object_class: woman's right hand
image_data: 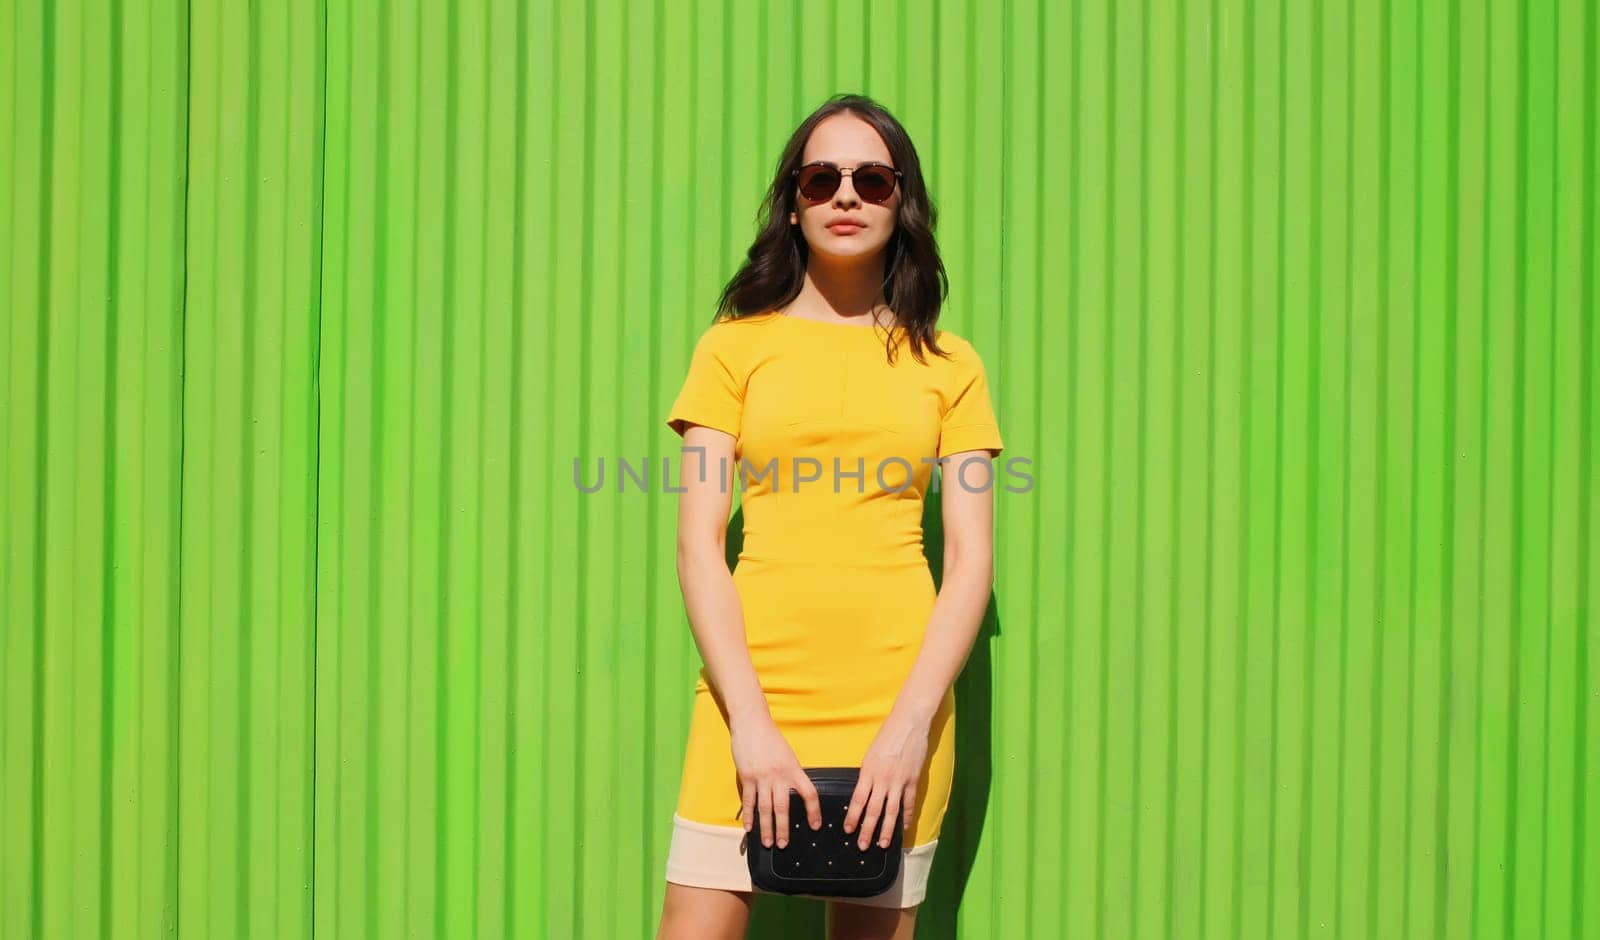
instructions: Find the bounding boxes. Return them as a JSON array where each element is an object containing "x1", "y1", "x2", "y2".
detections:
[{"x1": 730, "y1": 713, "x2": 823, "y2": 849}]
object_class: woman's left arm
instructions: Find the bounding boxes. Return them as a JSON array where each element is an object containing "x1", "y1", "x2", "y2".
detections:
[{"x1": 843, "y1": 449, "x2": 997, "y2": 850}]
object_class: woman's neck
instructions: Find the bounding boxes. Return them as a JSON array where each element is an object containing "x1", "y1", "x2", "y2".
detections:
[{"x1": 785, "y1": 253, "x2": 893, "y2": 324}]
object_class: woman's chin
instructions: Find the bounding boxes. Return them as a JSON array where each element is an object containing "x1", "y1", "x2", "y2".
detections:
[{"x1": 809, "y1": 239, "x2": 888, "y2": 263}]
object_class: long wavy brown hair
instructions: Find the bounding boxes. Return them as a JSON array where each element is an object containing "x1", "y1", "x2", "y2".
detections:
[{"x1": 712, "y1": 93, "x2": 951, "y2": 365}]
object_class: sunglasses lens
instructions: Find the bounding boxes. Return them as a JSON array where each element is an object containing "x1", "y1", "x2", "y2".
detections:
[
  {"x1": 855, "y1": 166, "x2": 896, "y2": 202},
  {"x1": 797, "y1": 165, "x2": 840, "y2": 201}
]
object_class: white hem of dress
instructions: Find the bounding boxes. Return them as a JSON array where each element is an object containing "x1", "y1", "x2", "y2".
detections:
[{"x1": 664, "y1": 813, "x2": 938, "y2": 909}]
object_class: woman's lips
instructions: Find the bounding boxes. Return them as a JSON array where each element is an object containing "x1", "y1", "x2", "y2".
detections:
[{"x1": 827, "y1": 223, "x2": 863, "y2": 235}]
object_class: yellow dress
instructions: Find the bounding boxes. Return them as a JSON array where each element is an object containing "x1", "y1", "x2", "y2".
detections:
[{"x1": 661, "y1": 309, "x2": 1004, "y2": 908}]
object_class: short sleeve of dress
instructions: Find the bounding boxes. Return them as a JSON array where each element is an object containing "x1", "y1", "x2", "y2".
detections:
[
  {"x1": 666, "y1": 322, "x2": 746, "y2": 439},
  {"x1": 937, "y1": 340, "x2": 1004, "y2": 458}
]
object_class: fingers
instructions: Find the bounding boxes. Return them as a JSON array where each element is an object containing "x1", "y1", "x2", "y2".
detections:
[
  {"x1": 773, "y1": 774, "x2": 824, "y2": 848},
  {"x1": 758, "y1": 783, "x2": 773, "y2": 848},
  {"x1": 844, "y1": 773, "x2": 918, "y2": 849},
  {"x1": 843, "y1": 777, "x2": 871, "y2": 836},
  {"x1": 774, "y1": 782, "x2": 792, "y2": 848},
  {"x1": 877, "y1": 787, "x2": 902, "y2": 848},
  {"x1": 753, "y1": 765, "x2": 915, "y2": 850},
  {"x1": 854, "y1": 781, "x2": 885, "y2": 850},
  {"x1": 797, "y1": 777, "x2": 822, "y2": 831}
]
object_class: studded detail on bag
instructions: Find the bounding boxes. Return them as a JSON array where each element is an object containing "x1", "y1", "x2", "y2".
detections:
[{"x1": 744, "y1": 766, "x2": 903, "y2": 898}]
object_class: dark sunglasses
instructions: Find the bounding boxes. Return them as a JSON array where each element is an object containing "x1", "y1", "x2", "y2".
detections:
[{"x1": 792, "y1": 160, "x2": 903, "y2": 204}]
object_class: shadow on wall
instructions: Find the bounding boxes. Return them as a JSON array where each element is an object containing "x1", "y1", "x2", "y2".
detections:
[{"x1": 727, "y1": 491, "x2": 1000, "y2": 939}]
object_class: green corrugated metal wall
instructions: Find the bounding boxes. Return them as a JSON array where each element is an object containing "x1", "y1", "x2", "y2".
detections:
[{"x1": 2, "y1": 0, "x2": 1596, "y2": 937}]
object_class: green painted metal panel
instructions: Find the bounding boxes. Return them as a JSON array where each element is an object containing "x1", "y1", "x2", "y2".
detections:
[{"x1": 2, "y1": 0, "x2": 1596, "y2": 938}]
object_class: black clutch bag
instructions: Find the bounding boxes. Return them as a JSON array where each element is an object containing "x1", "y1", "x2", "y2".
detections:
[{"x1": 744, "y1": 766, "x2": 903, "y2": 898}]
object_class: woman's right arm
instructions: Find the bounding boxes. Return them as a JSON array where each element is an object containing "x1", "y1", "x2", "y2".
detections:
[
  {"x1": 674, "y1": 424, "x2": 821, "y2": 849},
  {"x1": 673, "y1": 424, "x2": 769, "y2": 724}
]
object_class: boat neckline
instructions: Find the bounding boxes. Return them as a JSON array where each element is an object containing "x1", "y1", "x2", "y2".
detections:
[{"x1": 764, "y1": 310, "x2": 899, "y2": 331}]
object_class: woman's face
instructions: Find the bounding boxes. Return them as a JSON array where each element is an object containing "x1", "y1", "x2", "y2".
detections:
[{"x1": 788, "y1": 113, "x2": 901, "y2": 263}]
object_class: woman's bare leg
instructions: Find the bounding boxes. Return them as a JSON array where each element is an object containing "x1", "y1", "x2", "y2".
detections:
[
  {"x1": 655, "y1": 883, "x2": 754, "y2": 940},
  {"x1": 825, "y1": 901, "x2": 918, "y2": 940}
]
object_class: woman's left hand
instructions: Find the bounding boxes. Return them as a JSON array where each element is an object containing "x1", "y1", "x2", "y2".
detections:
[{"x1": 843, "y1": 711, "x2": 931, "y2": 850}]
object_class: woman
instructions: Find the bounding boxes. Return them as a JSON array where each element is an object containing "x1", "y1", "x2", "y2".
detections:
[{"x1": 656, "y1": 93, "x2": 1003, "y2": 940}]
